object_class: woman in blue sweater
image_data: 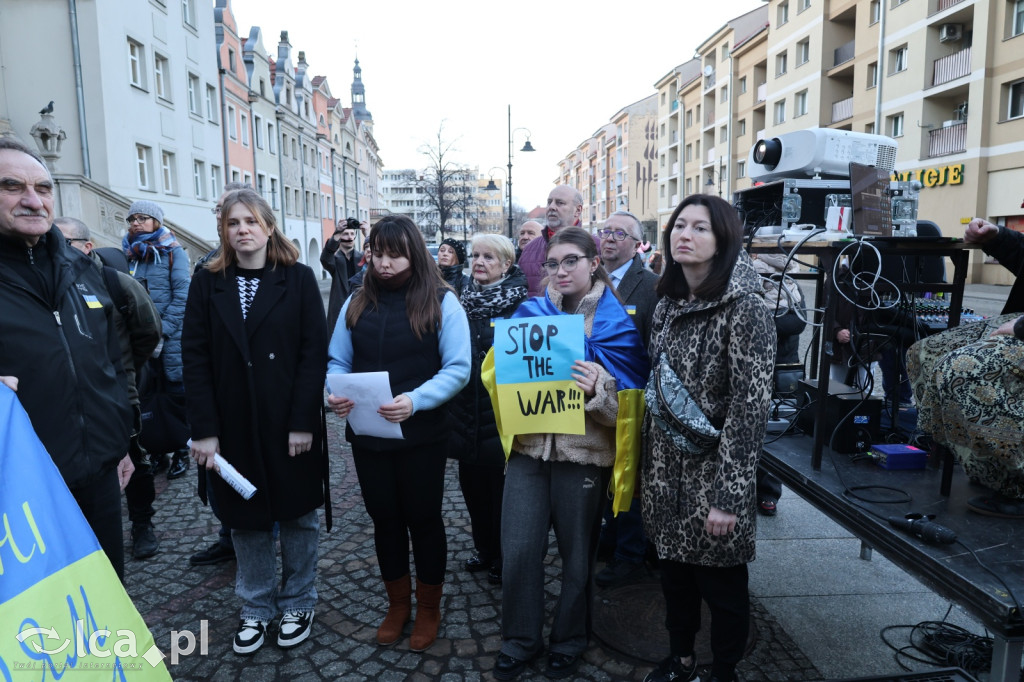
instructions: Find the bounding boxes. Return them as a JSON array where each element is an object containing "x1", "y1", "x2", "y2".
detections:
[{"x1": 327, "y1": 215, "x2": 470, "y2": 653}]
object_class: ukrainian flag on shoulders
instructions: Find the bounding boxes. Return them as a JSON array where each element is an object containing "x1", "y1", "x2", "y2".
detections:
[
  {"x1": 0, "y1": 386, "x2": 171, "y2": 680},
  {"x1": 482, "y1": 287, "x2": 650, "y2": 515}
]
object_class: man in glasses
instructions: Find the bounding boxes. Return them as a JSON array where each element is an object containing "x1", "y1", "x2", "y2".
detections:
[
  {"x1": 56, "y1": 216, "x2": 163, "y2": 562},
  {"x1": 520, "y1": 185, "x2": 584, "y2": 296},
  {"x1": 320, "y1": 217, "x2": 365, "y2": 333},
  {"x1": 594, "y1": 210, "x2": 659, "y2": 590},
  {"x1": 0, "y1": 137, "x2": 135, "y2": 579}
]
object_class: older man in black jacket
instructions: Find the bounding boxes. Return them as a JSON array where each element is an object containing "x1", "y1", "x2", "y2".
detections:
[
  {"x1": 0, "y1": 138, "x2": 133, "y2": 579},
  {"x1": 594, "y1": 210, "x2": 659, "y2": 588}
]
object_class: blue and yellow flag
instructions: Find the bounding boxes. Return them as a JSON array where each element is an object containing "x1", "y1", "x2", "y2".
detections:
[
  {"x1": 0, "y1": 386, "x2": 172, "y2": 680},
  {"x1": 482, "y1": 288, "x2": 650, "y2": 514}
]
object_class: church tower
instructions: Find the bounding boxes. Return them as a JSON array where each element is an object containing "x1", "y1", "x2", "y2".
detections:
[{"x1": 351, "y1": 58, "x2": 372, "y2": 122}]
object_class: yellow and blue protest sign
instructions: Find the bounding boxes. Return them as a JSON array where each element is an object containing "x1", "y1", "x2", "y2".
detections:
[
  {"x1": 0, "y1": 386, "x2": 171, "y2": 681},
  {"x1": 493, "y1": 314, "x2": 586, "y2": 436}
]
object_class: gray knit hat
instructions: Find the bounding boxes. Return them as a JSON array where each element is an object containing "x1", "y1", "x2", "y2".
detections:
[{"x1": 127, "y1": 199, "x2": 165, "y2": 226}]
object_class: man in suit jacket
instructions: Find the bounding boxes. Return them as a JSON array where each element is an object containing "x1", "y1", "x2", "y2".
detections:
[
  {"x1": 595, "y1": 209, "x2": 659, "y2": 588},
  {"x1": 321, "y1": 217, "x2": 364, "y2": 333}
]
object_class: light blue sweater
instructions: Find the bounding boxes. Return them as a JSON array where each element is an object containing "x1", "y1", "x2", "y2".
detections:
[{"x1": 327, "y1": 290, "x2": 471, "y2": 414}]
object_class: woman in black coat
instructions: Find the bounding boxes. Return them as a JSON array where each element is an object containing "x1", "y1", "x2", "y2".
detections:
[
  {"x1": 448, "y1": 233, "x2": 528, "y2": 585},
  {"x1": 182, "y1": 189, "x2": 328, "y2": 657}
]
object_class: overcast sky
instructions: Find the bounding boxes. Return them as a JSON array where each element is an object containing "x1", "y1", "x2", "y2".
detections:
[{"x1": 232, "y1": 0, "x2": 764, "y2": 211}]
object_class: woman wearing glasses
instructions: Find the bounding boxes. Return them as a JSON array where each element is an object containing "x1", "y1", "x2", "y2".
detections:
[
  {"x1": 494, "y1": 227, "x2": 648, "y2": 681},
  {"x1": 123, "y1": 199, "x2": 192, "y2": 479},
  {"x1": 641, "y1": 195, "x2": 775, "y2": 682}
]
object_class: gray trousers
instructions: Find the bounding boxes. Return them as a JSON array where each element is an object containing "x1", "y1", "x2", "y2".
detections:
[{"x1": 500, "y1": 453, "x2": 610, "y2": 659}]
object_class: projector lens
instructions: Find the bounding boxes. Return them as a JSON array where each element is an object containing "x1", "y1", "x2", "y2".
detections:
[{"x1": 753, "y1": 138, "x2": 782, "y2": 170}]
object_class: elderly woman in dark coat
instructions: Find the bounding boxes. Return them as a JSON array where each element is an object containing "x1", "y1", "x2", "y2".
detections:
[
  {"x1": 182, "y1": 189, "x2": 328, "y2": 656},
  {"x1": 642, "y1": 195, "x2": 775, "y2": 682},
  {"x1": 447, "y1": 233, "x2": 528, "y2": 585}
]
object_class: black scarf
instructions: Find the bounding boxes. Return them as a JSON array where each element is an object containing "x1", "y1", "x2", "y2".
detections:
[{"x1": 459, "y1": 276, "x2": 528, "y2": 320}]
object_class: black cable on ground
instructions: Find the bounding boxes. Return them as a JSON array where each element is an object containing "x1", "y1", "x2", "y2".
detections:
[{"x1": 879, "y1": 604, "x2": 994, "y2": 677}]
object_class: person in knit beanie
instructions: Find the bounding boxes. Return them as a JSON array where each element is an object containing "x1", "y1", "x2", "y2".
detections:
[{"x1": 437, "y1": 237, "x2": 468, "y2": 295}]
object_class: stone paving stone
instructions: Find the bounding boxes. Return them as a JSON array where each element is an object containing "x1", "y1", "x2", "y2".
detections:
[{"x1": 122, "y1": 411, "x2": 823, "y2": 680}]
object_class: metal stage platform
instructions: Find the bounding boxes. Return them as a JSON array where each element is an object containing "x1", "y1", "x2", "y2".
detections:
[{"x1": 761, "y1": 435, "x2": 1024, "y2": 681}]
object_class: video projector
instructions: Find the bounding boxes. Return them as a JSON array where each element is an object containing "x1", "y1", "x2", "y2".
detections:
[{"x1": 748, "y1": 128, "x2": 898, "y2": 182}]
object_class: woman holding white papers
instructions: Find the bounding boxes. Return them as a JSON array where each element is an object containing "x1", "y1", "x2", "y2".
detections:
[
  {"x1": 182, "y1": 189, "x2": 329, "y2": 656},
  {"x1": 494, "y1": 227, "x2": 649, "y2": 681},
  {"x1": 326, "y1": 215, "x2": 470, "y2": 653}
]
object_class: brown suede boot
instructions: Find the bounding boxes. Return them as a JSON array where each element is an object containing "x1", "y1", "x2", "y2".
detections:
[
  {"x1": 409, "y1": 580, "x2": 443, "y2": 652},
  {"x1": 376, "y1": 575, "x2": 412, "y2": 646}
]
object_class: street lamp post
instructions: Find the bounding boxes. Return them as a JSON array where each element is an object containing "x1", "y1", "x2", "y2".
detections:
[
  {"x1": 706, "y1": 168, "x2": 723, "y2": 198},
  {"x1": 506, "y1": 104, "x2": 535, "y2": 240}
]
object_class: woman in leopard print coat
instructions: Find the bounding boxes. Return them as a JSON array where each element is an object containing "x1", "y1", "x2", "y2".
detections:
[{"x1": 641, "y1": 195, "x2": 775, "y2": 682}]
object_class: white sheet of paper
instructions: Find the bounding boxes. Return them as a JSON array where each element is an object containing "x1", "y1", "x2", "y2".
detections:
[{"x1": 326, "y1": 372, "x2": 404, "y2": 439}]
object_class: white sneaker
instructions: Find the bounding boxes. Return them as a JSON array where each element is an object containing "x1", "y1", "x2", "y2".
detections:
[
  {"x1": 277, "y1": 610, "x2": 313, "y2": 648},
  {"x1": 233, "y1": 618, "x2": 267, "y2": 655}
]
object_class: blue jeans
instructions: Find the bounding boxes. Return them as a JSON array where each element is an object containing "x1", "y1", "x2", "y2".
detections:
[
  {"x1": 500, "y1": 454, "x2": 610, "y2": 659},
  {"x1": 231, "y1": 510, "x2": 319, "y2": 621}
]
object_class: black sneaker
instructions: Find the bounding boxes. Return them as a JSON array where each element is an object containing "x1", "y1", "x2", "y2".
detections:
[
  {"x1": 233, "y1": 619, "x2": 266, "y2": 655},
  {"x1": 189, "y1": 541, "x2": 235, "y2": 566},
  {"x1": 643, "y1": 655, "x2": 698, "y2": 682},
  {"x1": 276, "y1": 610, "x2": 313, "y2": 648},
  {"x1": 131, "y1": 524, "x2": 159, "y2": 560},
  {"x1": 494, "y1": 652, "x2": 531, "y2": 680}
]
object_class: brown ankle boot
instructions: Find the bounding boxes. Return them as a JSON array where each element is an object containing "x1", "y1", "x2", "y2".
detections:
[
  {"x1": 377, "y1": 575, "x2": 412, "y2": 645},
  {"x1": 409, "y1": 580, "x2": 443, "y2": 652}
]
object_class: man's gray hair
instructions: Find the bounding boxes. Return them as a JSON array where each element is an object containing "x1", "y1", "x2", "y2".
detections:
[
  {"x1": 0, "y1": 136, "x2": 49, "y2": 174},
  {"x1": 54, "y1": 216, "x2": 90, "y2": 240},
  {"x1": 609, "y1": 210, "x2": 643, "y2": 239}
]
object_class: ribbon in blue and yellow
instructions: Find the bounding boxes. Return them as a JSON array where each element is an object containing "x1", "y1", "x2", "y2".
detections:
[
  {"x1": 482, "y1": 288, "x2": 650, "y2": 514},
  {"x1": 0, "y1": 386, "x2": 172, "y2": 680}
]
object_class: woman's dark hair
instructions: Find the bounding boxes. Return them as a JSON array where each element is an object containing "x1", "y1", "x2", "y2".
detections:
[
  {"x1": 545, "y1": 227, "x2": 622, "y2": 304},
  {"x1": 656, "y1": 194, "x2": 742, "y2": 301},
  {"x1": 207, "y1": 189, "x2": 299, "y2": 273},
  {"x1": 345, "y1": 214, "x2": 446, "y2": 339}
]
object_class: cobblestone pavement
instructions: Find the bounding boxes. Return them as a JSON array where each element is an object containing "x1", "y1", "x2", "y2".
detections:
[{"x1": 124, "y1": 411, "x2": 822, "y2": 681}]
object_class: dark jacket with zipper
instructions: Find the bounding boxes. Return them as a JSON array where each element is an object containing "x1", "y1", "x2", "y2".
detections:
[
  {"x1": 181, "y1": 262, "x2": 329, "y2": 531},
  {"x1": 0, "y1": 227, "x2": 132, "y2": 488}
]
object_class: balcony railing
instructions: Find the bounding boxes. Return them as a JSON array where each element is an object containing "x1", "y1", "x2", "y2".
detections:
[
  {"x1": 705, "y1": 110, "x2": 716, "y2": 126},
  {"x1": 832, "y1": 96, "x2": 854, "y2": 122},
  {"x1": 933, "y1": 47, "x2": 971, "y2": 86},
  {"x1": 707, "y1": 148, "x2": 716, "y2": 164},
  {"x1": 936, "y1": 0, "x2": 965, "y2": 12},
  {"x1": 671, "y1": 161, "x2": 679, "y2": 175},
  {"x1": 756, "y1": 128, "x2": 766, "y2": 141},
  {"x1": 833, "y1": 40, "x2": 855, "y2": 67},
  {"x1": 670, "y1": 131, "x2": 678, "y2": 144},
  {"x1": 756, "y1": 83, "x2": 767, "y2": 103},
  {"x1": 928, "y1": 121, "x2": 966, "y2": 157}
]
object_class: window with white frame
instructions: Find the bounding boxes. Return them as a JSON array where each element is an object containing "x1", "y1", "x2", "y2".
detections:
[
  {"x1": 270, "y1": 178, "x2": 279, "y2": 209},
  {"x1": 868, "y1": 62, "x2": 879, "y2": 88},
  {"x1": 738, "y1": 161, "x2": 746, "y2": 178},
  {"x1": 888, "y1": 112, "x2": 904, "y2": 137},
  {"x1": 268, "y1": 123, "x2": 276, "y2": 154},
  {"x1": 128, "y1": 39, "x2": 145, "y2": 89},
  {"x1": 254, "y1": 115, "x2": 264, "y2": 149},
  {"x1": 870, "y1": 0, "x2": 881, "y2": 23},
  {"x1": 182, "y1": 0, "x2": 196, "y2": 28},
  {"x1": 720, "y1": 85, "x2": 728, "y2": 103},
  {"x1": 240, "y1": 113, "x2": 249, "y2": 146},
  {"x1": 797, "y1": 39, "x2": 810, "y2": 65},
  {"x1": 776, "y1": 51, "x2": 788, "y2": 77},
  {"x1": 193, "y1": 160, "x2": 205, "y2": 199},
  {"x1": 778, "y1": 1, "x2": 789, "y2": 25},
  {"x1": 257, "y1": 173, "x2": 266, "y2": 199},
  {"x1": 154, "y1": 54, "x2": 170, "y2": 101},
  {"x1": 686, "y1": 109, "x2": 693, "y2": 128},
  {"x1": 795, "y1": 90, "x2": 808, "y2": 116},
  {"x1": 739, "y1": 76, "x2": 747, "y2": 94},
  {"x1": 227, "y1": 105, "x2": 237, "y2": 140},
  {"x1": 738, "y1": 119, "x2": 746, "y2": 136},
  {"x1": 720, "y1": 126, "x2": 728, "y2": 143},
  {"x1": 136, "y1": 144, "x2": 153, "y2": 189},
  {"x1": 799, "y1": 0, "x2": 810, "y2": 10},
  {"x1": 209, "y1": 165, "x2": 221, "y2": 199},
  {"x1": 161, "y1": 151, "x2": 177, "y2": 194},
  {"x1": 685, "y1": 144, "x2": 692, "y2": 161},
  {"x1": 889, "y1": 45, "x2": 908, "y2": 74},
  {"x1": 1007, "y1": 79, "x2": 1024, "y2": 119},
  {"x1": 285, "y1": 185, "x2": 293, "y2": 214},
  {"x1": 1014, "y1": 0, "x2": 1024, "y2": 37},
  {"x1": 865, "y1": 122, "x2": 876, "y2": 134},
  {"x1": 187, "y1": 73, "x2": 200, "y2": 115},
  {"x1": 205, "y1": 85, "x2": 218, "y2": 122},
  {"x1": 774, "y1": 99, "x2": 787, "y2": 124},
  {"x1": 686, "y1": 178, "x2": 692, "y2": 195},
  {"x1": 243, "y1": 172, "x2": 252, "y2": 188}
]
